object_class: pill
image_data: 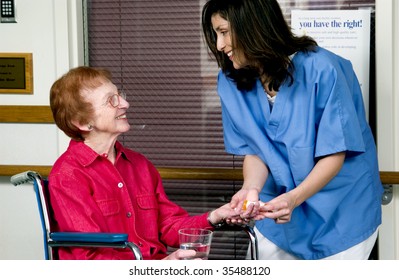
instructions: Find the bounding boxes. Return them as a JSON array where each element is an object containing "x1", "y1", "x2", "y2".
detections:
[{"x1": 242, "y1": 200, "x2": 265, "y2": 210}]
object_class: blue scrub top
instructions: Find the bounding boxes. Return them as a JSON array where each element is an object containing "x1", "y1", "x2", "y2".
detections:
[{"x1": 218, "y1": 47, "x2": 383, "y2": 259}]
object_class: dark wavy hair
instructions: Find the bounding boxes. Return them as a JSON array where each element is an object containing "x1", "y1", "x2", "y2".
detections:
[{"x1": 202, "y1": 0, "x2": 317, "y2": 91}]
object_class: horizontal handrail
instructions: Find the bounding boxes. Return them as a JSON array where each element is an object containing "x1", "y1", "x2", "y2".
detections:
[
  {"x1": 158, "y1": 167, "x2": 244, "y2": 181},
  {"x1": 1, "y1": 164, "x2": 399, "y2": 185},
  {"x1": 0, "y1": 165, "x2": 52, "y2": 177},
  {"x1": 0, "y1": 106, "x2": 54, "y2": 123}
]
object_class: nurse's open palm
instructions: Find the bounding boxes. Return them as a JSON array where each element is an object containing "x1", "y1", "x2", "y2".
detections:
[
  {"x1": 228, "y1": 188, "x2": 259, "y2": 223},
  {"x1": 258, "y1": 192, "x2": 296, "y2": 224}
]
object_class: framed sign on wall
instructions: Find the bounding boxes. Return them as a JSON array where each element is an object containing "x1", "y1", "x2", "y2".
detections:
[{"x1": 0, "y1": 53, "x2": 33, "y2": 94}]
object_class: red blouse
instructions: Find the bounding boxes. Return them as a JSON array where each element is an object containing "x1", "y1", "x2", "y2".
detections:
[{"x1": 49, "y1": 140, "x2": 211, "y2": 260}]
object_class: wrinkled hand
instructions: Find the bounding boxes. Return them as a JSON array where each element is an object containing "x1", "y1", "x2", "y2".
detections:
[
  {"x1": 257, "y1": 192, "x2": 296, "y2": 224},
  {"x1": 210, "y1": 203, "x2": 241, "y2": 225},
  {"x1": 163, "y1": 249, "x2": 199, "y2": 260}
]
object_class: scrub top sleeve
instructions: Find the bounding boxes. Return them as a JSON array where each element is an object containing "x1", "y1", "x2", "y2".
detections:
[
  {"x1": 314, "y1": 64, "x2": 365, "y2": 158},
  {"x1": 217, "y1": 71, "x2": 255, "y2": 156},
  {"x1": 221, "y1": 100, "x2": 255, "y2": 155}
]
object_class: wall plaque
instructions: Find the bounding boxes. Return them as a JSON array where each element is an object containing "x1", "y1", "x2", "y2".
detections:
[{"x1": 0, "y1": 53, "x2": 33, "y2": 94}]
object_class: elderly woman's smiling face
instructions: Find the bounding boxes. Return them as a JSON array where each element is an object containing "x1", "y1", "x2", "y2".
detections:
[{"x1": 82, "y1": 80, "x2": 130, "y2": 139}]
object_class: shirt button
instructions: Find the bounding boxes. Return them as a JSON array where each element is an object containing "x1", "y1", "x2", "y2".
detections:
[
  {"x1": 138, "y1": 242, "x2": 143, "y2": 247},
  {"x1": 126, "y1": 212, "x2": 132, "y2": 218},
  {"x1": 118, "y1": 182, "x2": 124, "y2": 188}
]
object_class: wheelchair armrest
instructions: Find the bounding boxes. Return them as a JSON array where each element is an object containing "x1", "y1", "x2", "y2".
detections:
[
  {"x1": 50, "y1": 232, "x2": 128, "y2": 243},
  {"x1": 49, "y1": 232, "x2": 143, "y2": 260}
]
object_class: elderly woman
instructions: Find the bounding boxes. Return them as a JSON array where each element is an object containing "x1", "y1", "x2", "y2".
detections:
[{"x1": 49, "y1": 66, "x2": 237, "y2": 260}]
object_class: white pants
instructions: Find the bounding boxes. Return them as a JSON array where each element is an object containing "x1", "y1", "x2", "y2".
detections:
[{"x1": 248, "y1": 226, "x2": 379, "y2": 260}]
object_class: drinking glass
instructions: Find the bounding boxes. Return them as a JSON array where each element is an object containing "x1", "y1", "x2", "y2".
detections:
[{"x1": 178, "y1": 228, "x2": 213, "y2": 260}]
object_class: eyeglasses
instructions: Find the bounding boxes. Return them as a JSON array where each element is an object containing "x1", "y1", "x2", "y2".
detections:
[{"x1": 105, "y1": 91, "x2": 127, "y2": 108}]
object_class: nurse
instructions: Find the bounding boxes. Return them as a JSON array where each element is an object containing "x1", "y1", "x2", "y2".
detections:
[{"x1": 201, "y1": 0, "x2": 383, "y2": 259}]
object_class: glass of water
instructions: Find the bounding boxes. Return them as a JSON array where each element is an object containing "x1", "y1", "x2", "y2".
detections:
[{"x1": 178, "y1": 228, "x2": 213, "y2": 260}]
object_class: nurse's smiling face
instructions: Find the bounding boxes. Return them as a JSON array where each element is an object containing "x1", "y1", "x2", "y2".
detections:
[{"x1": 211, "y1": 14, "x2": 248, "y2": 69}]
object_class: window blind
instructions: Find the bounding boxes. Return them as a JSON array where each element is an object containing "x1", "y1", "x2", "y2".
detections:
[{"x1": 86, "y1": 0, "x2": 376, "y2": 259}]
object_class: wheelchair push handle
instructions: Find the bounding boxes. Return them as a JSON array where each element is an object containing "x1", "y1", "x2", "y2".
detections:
[{"x1": 10, "y1": 170, "x2": 41, "y2": 186}]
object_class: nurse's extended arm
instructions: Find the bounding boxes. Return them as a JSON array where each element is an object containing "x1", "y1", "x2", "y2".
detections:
[
  {"x1": 229, "y1": 155, "x2": 268, "y2": 219},
  {"x1": 259, "y1": 152, "x2": 345, "y2": 223}
]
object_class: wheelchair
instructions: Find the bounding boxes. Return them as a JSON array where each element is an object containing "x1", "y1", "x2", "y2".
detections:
[
  {"x1": 11, "y1": 170, "x2": 258, "y2": 260},
  {"x1": 11, "y1": 170, "x2": 143, "y2": 260}
]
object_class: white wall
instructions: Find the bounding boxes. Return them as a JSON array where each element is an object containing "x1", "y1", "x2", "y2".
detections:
[
  {"x1": 0, "y1": 0, "x2": 84, "y2": 259},
  {"x1": 376, "y1": 0, "x2": 399, "y2": 259}
]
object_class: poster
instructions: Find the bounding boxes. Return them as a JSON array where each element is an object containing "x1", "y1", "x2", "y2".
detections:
[{"x1": 291, "y1": 10, "x2": 371, "y2": 119}]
